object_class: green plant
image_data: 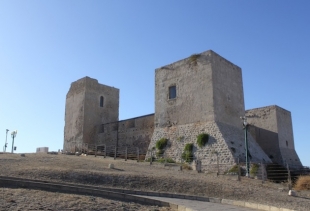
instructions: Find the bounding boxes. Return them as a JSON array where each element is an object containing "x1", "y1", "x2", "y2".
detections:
[
  {"x1": 227, "y1": 165, "x2": 240, "y2": 174},
  {"x1": 196, "y1": 133, "x2": 209, "y2": 148},
  {"x1": 182, "y1": 143, "x2": 194, "y2": 163},
  {"x1": 145, "y1": 157, "x2": 155, "y2": 162},
  {"x1": 157, "y1": 157, "x2": 175, "y2": 163},
  {"x1": 155, "y1": 138, "x2": 168, "y2": 150},
  {"x1": 250, "y1": 163, "x2": 259, "y2": 176},
  {"x1": 185, "y1": 143, "x2": 193, "y2": 151},
  {"x1": 188, "y1": 54, "x2": 200, "y2": 65}
]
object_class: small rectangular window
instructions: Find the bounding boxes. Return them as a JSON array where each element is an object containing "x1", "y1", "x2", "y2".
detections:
[
  {"x1": 100, "y1": 124, "x2": 104, "y2": 133},
  {"x1": 100, "y1": 96, "x2": 104, "y2": 107},
  {"x1": 169, "y1": 86, "x2": 176, "y2": 99}
]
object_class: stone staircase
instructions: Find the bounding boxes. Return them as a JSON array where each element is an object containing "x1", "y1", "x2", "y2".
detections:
[{"x1": 266, "y1": 164, "x2": 288, "y2": 182}]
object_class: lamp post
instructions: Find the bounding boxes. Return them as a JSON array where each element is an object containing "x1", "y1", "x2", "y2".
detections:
[
  {"x1": 4, "y1": 129, "x2": 9, "y2": 152},
  {"x1": 11, "y1": 130, "x2": 17, "y2": 153},
  {"x1": 240, "y1": 116, "x2": 250, "y2": 177}
]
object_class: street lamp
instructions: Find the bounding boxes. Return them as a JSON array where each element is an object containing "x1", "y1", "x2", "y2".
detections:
[
  {"x1": 3, "y1": 129, "x2": 9, "y2": 152},
  {"x1": 240, "y1": 116, "x2": 250, "y2": 177},
  {"x1": 11, "y1": 130, "x2": 17, "y2": 153}
]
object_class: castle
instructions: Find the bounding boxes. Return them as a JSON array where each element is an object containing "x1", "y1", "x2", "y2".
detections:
[{"x1": 63, "y1": 50, "x2": 302, "y2": 170}]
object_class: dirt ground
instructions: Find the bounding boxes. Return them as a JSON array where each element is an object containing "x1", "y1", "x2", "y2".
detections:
[
  {"x1": 0, "y1": 188, "x2": 171, "y2": 211},
  {"x1": 0, "y1": 153, "x2": 309, "y2": 211}
]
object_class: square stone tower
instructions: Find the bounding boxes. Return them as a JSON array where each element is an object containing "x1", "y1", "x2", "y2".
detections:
[
  {"x1": 64, "y1": 77, "x2": 119, "y2": 152},
  {"x1": 154, "y1": 50, "x2": 245, "y2": 128},
  {"x1": 148, "y1": 50, "x2": 271, "y2": 168},
  {"x1": 246, "y1": 105, "x2": 302, "y2": 168}
]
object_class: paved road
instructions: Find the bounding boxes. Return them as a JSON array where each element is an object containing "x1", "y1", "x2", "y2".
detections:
[{"x1": 139, "y1": 195, "x2": 258, "y2": 211}]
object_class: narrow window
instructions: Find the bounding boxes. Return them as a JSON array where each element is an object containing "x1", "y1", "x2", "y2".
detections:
[
  {"x1": 100, "y1": 96, "x2": 104, "y2": 107},
  {"x1": 286, "y1": 141, "x2": 288, "y2": 147},
  {"x1": 100, "y1": 124, "x2": 104, "y2": 133},
  {"x1": 169, "y1": 86, "x2": 176, "y2": 99}
]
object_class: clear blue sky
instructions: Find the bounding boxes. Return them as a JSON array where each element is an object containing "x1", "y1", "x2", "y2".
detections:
[{"x1": 0, "y1": 1, "x2": 309, "y2": 166}]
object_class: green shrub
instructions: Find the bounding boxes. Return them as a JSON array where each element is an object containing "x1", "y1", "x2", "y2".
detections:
[
  {"x1": 250, "y1": 163, "x2": 259, "y2": 176},
  {"x1": 157, "y1": 157, "x2": 175, "y2": 163},
  {"x1": 196, "y1": 133, "x2": 209, "y2": 148},
  {"x1": 182, "y1": 143, "x2": 194, "y2": 163},
  {"x1": 156, "y1": 138, "x2": 168, "y2": 150},
  {"x1": 145, "y1": 157, "x2": 155, "y2": 162},
  {"x1": 188, "y1": 54, "x2": 200, "y2": 65},
  {"x1": 228, "y1": 165, "x2": 240, "y2": 174},
  {"x1": 184, "y1": 143, "x2": 193, "y2": 151}
]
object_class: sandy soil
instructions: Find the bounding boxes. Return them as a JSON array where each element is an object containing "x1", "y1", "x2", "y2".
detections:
[{"x1": 0, "y1": 153, "x2": 309, "y2": 211}]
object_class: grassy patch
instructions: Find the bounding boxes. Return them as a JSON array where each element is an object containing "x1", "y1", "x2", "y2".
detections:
[
  {"x1": 156, "y1": 138, "x2": 168, "y2": 150},
  {"x1": 182, "y1": 143, "x2": 194, "y2": 163},
  {"x1": 250, "y1": 163, "x2": 259, "y2": 177},
  {"x1": 197, "y1": 133, "x2": 209, "y2": 148},
  {"x1": 294, "y1": 175, "x2": 310, "y2": 191},
  {"x1": 188, "y1": 54, "x2": 200, "y2": 65}
]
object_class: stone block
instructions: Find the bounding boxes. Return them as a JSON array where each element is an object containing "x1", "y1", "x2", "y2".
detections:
[
  {"x1": 269, "y1": 206, "x2": 281, "y2": 211},
  {"x1": 221, "y1": 198, "x2": 234, "y2": 205},
  {"x1": 233, "y1": 200, "x2": 245, "y2": 207},
  {"x1": 257, "y1": 203, "x2": 270, "y2": 211},
  {"x1": 244, "y1": 202, "x2": 258, "y2": 209},
  {"x1": 209, "y1": 197, "x2": 221, "y2": 203},
  {"x1": 288, "y1": 190, "x2": 297, "y2": 196}
]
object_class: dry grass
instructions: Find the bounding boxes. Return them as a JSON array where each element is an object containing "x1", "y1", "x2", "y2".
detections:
[
  {"x1": 294, "y1": 175, "x2": 310, "y2": 191},
  {"x1": 0, "y1": 188, "x2": 171, "y2": 211},
  {"x1": 1, "y1": 153, "x2": 310, "y2": 211}
]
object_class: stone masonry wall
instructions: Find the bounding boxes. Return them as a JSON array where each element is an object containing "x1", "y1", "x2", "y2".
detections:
[
  {"x1": 64, "y1": 78, "x2": 86, "y2": 151},
  {"x1": 97, "y1": 114, "x2": 154, "y2": 155},
  {"x1": 64, "y1": 77, "x2": 119, "y2": 152},
  {"x1": 246, "y1": 105, "x2": 302, "y2": 168},
  {"x1": 147, "y1": 121, "x2": 271, "y2": 172}
]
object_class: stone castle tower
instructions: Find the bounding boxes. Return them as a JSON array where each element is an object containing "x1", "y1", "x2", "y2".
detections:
[
  {"x1": 63, "y1": 50, "x2": 302, "y2": 169},
  {"x1": 148, "y1": 50, "x2": 271, "y2": 168},
  {"x1": 64, "y1": 77, "x2": 119, "y2": 151}
]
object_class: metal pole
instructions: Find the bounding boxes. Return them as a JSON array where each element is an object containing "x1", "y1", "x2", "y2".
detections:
[
  {"x1": 244, "y1": 124, "x2": 250, "y2": 177},
  {"x1": 287, "y1": 163, "x2": 292, "y2": 190},
  {"x1": 4, "y1": 129, "x2": 9, "y2": 152},
  {"x1": 11, "y1": 136, "x2": 15, "y2": 153},
  {"x1": 217, "y1": 152, "x2": 219, "y2": 176},
  {"x1": 125, "y1": 147, "x2": 127, "y2": 161},
  {"x1": 261, "y1": 161, "x2": 265, "y2": 183},
  {"x1": 137, "y1": 147, "x2": 139, "y2": 162},
  {"x1": 150, "y1": 150, "x2": 153, "y2": 165},
  {"x1": 238, "y1": 158, "x2": 241, "y2": 181}
]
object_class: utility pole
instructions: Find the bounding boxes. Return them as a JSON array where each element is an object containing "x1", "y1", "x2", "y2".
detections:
[
  {"x1": 241, "y1": 116, "x2": 250, "y2": 177},
  {"x1": 4, "y1": 129, "x2": 9, "y2": 152},
  {"x1": 11, "y1": 130, "x2": 17, "y2": 153}
]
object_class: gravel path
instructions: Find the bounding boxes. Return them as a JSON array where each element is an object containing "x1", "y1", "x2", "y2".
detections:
[{"x1": 1, "y1": 153, "x2": 309, "y2": 211}]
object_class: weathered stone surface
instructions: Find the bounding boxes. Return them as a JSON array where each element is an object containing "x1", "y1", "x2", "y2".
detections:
[
  {"x1": 246, "y1": 105, "x2": 302, "y2": 168},
  {"x1": 64, "y1": 77, "x2": 119, "y2": 152},
  {"x1": 63, "y1": 50, "x2": 302, "y2": 170}
]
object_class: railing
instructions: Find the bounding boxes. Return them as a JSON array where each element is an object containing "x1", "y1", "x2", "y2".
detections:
[{"x1": 64, "y1": 143, "x2": 309, "y2": 187}]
